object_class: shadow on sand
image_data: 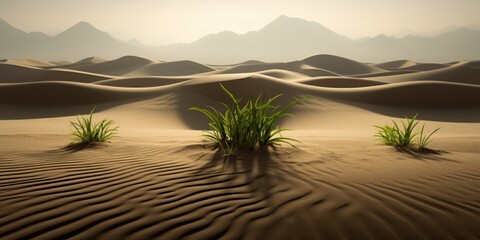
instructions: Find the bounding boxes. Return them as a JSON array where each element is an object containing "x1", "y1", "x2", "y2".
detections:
[
  {"x1": 58, "y1": 142, "x2": 110, "y2": 153},
  {"x1": 395, "y1": 146, "x2": 454, "y2": 161},
  {"x1": 193, "y1": 144, "x2": 294, "y2": 197}
]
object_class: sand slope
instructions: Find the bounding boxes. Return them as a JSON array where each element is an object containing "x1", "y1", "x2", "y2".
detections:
[{"x1": 0, "y1": 54, "x2": 479, "y2": 239}]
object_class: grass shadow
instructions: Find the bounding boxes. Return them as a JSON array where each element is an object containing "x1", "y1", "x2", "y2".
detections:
[
  {"x1": 394, "y1": 146, "x2": 454, "y2": 161},
  {"x1": 60, "y1": 142, "x2": 110, "y2": 153},
  {"x1": 194, "y1": 144, "x2": 288, "y2": 198}
]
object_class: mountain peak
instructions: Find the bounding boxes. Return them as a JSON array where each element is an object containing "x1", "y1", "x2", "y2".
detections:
[
  {"x1": 269, "y1": 15, "x2": 307, "y2": 25},
  {"x1": 275, "y1": 14, "x2": 290, "y2": 20},
  {"x1": 262, "y1": 15, "x2": 332, "y2": 33},
  {"x1": 66, "y1": 21, "x2": 99, "y2": 32},
  {"x1": 258, "y1": 15, "x2": 348, "y2": 41},
  {"x1": 56, "y1": 21, "x2": 111, "y2": 40}
]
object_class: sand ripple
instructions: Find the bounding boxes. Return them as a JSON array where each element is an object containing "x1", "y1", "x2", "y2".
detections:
[{"x1": 1, "y1": 139, "x2": 479, "y2": 239}]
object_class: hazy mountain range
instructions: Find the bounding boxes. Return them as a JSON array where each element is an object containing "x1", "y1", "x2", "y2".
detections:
[{"x1": 1, "y1": 15, "x2": 479, "y2": 64}]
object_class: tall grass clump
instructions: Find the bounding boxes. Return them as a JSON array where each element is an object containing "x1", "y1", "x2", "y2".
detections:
[
  {"x1": 375, "y1": 113, "x2": 439, "y2": 150},
  {"x1": 69, "y1": 107, "x2": 118, "y2": 146},
  {"x1": 190, "y1": 84, "x2": 309, "y2": 155}
]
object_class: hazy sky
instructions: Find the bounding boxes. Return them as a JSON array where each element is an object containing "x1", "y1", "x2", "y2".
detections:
[{"x1": 0, "y1": 0, "x2": 478, "y2": 45}]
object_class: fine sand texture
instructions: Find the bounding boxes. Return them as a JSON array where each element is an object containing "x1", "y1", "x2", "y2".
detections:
[{"x1": 1, "y1": 54, "x2": 479, "y2": 239}]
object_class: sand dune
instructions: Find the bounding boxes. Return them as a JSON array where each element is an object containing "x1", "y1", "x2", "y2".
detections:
[
  {"x1": 371, "y1": 60, "x2": 480, "y2": 85},
  {"x1": 208, "y1": 60, "x2": 267, "y2": 69},
  {"x1": 123, "y1": 60, "x2": 217, "y2": 77},
  {"x1": 76, "y1": 56, "x2": 108, "y2": 65},
  {"x1": 256, "y1": 69, "x2": 308, "y2": 80},
  {"x1": 42, "y1": 57, "x2": 108, "y2": 69},
  {"x1": 351, "y1": 70, "x2": 419, "y2": 78},
  {"x1": 375, "y1": 59, "x2": 418, "y2": 69},
  {"x1": 399, "y1": 63, "x2": 450, "y2": 71},
  {"x1": 215, "y1": 54, "x2": 384, "y2": 77},
  {"x1": 0, "y1": 62, "x2": 111, "y2": 83},
  {"x1": 49, "y1": 60, "x2": 73, "y2": 66},
  {"x1": 0, "y1": 59, "x2": 54, "y2": 67},
  {"x1": 47, "y1": 56, "x2": 109, "y2": 69},
  {"x1": 238, "y1": 60, "x2": 266, "y2": 65},
  {"x1": 214, "y1": 62, "x2": 339, "y2": 77},
  {"x1": 324, "y1": 81, "x2": 480, "y2": 107},
  {"x1": 374, "y1": 60, "x2": 451, "y2": 72},
  {"x1": 1, "y1": 59, "x2": 479, "y2": 116},
  {"x1": 1, "y1": 54, "x2": 479, "y2": 239},
  {"x1": 0, "y1": 81, "x2": 158, "y2": 105},
  {"x1": 69, "y1": 55, "x2": 155, "y2": 75},
  {"x1": 67, "y1": 57, "x2": 216, "y2": 77},
  {"x1": 301, "y1": 54, "x2": 385, "y2": 75},
  {"x1": 94, "y1": 76, "x2": 193, "y2": 87}
]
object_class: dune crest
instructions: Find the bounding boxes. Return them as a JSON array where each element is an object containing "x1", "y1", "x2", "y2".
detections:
[{"x1": 301, "y1": 54, "x2": 385, "y2": 75}]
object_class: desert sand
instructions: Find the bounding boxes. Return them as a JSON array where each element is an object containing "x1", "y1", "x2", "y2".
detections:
[{"x1": 1, "y1": 54, "x2": 479, "y2": 239}]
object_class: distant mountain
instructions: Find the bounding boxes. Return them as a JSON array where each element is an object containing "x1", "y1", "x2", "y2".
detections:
[
  {"x1": 160, "y1": 15, "x2": 480, "y2": 63},
  {"x1": 351, "y1": 27, "x2": 480, "y2": 62},
  {"x1": 162, "y1": 15, "x2": 354, "y2": 63},
  {"x1": 0, "y1": 16, "x2": 479, "y2": 63},
  {"x1": 55, "y1": 21, "x2": 114, "y2": 43},
  {"x1": 0, "y1": 19, "x2": 144, "y2": 60},
  {"x1": 0, "y1": 18, "x2": 26, "y2": 37}
]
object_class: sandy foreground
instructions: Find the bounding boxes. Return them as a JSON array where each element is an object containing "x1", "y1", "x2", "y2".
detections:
[{"x1": 1, "y1": 54, "x2": 479, "y2": 239}]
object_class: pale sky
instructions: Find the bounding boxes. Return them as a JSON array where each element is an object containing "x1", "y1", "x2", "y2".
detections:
[{"x1": 0, "y1": 0, "x2": 478, "y2": 45}]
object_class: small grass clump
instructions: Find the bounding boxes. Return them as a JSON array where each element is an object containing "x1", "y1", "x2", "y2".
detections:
[
  {"x1": 417, "y1": 124, "x2": 440, "y2": 150},
  {"x1": 375, "y1": 113, "x2": 439, "y2": 150},
  {"x1": 69, "y1": 107, "x2": 118, "y2": 146},
  {"x1": 190, "y1": 84, "x2": 308, "y2": 155}
]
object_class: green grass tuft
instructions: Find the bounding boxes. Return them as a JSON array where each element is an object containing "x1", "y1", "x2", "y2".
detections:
[
  {"x1": 417, "y1": 124, "x2": 440, "y2": 150},
  {"x1": 190, "y1": 84, "x2": 309, "y2": 155},
  {"x1": 69, "y1": 107, "x2": 118, "y2": 146},
  {"x1": 375, "y1": 113, "x2": 439, "y2": 150}
]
